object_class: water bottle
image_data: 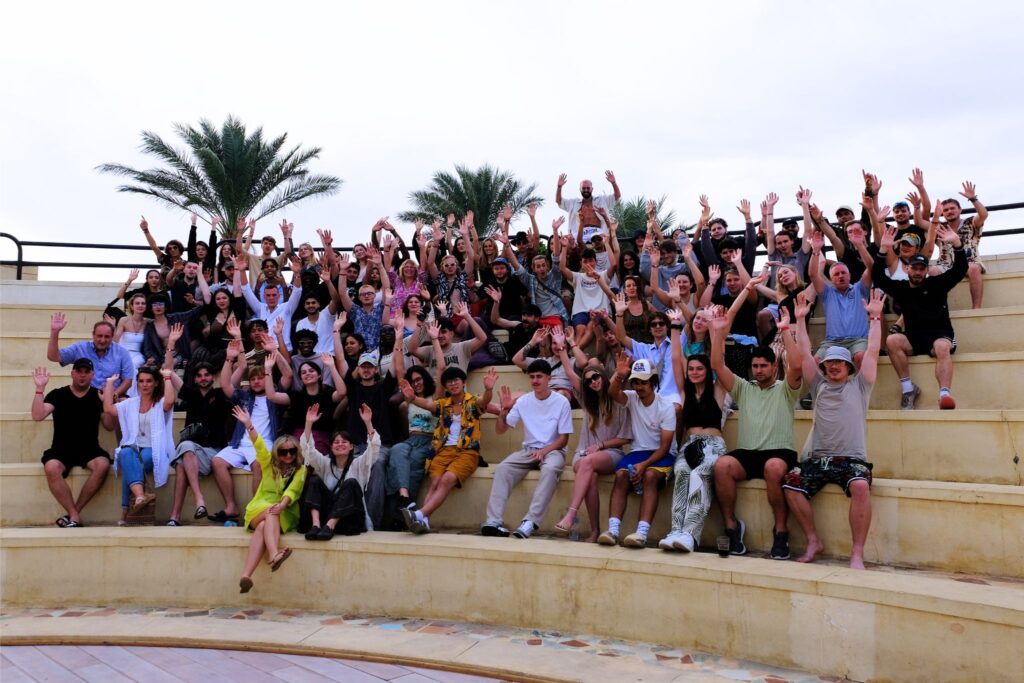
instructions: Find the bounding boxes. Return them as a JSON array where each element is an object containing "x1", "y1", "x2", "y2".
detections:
[
  {"x1": 627, "y1": 464, "x2": 644, "y2": 495},
  {"x1": 224, "y1": 520, "x2": 238, "y2": 527},
  {"x1": 569, "y1": 516, "x2": 580, "y2": 542}
]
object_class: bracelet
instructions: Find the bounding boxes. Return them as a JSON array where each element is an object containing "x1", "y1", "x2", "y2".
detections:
[
  {"x1": 968, "y1": 196, "x2": 978, "y2": 202},
  {"x1": 670, "y1": 324, "x2": 683, "y2": 330},
  {"x1": 35, "y1": 391, "x2": 44, "y2": 395},
  {"x1": 869, "y1": 316, "x2": 882, "y2": 321}
]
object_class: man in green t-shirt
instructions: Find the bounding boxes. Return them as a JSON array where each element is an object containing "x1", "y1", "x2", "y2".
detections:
[{"x1": 709, "y1": 302, "x2": 804, "y2": 560}]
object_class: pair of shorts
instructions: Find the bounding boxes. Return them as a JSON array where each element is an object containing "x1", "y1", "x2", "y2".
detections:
[
  {"x1": 783, "y1": 456, "x2": 873, "y2": 498},
  {"x1": 171, "y1": 441, "x2": 217, "y2": 477},
  {"x1": 213, "y1": 445, "x2": 257, "y2": 470},
  {"x1": 815, "y1": 337, "x2": 869, "y2": 358},
  {"x1": 41, "y1": 447, "x2": 111, "y2": 478},
  {"x1": 428, "y1": 446, "x2": 479, "y2": 485},
  {"x1": 728, "y1": 449, "x2": 798, "y2": 480},
  {"x1": 906, "y1": 329, "x2": 957, "y2": 357},
  {"x1": 616, "y1": 450, "x2": 674, "y2": 489},
  {"x1": 570, "y1": 312, "x2": 592, "y2": 327}
]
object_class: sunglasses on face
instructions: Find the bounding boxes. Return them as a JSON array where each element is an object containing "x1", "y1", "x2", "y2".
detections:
[
  {"x1": 279, "y1": 447, "x2": 298, "y2": 456},
  {"x1": 585, "y1": 375, "x2": 602, "y2": 383},
  {"x1": 649, "y1": 320, "x2": 667, "y2": 328}
]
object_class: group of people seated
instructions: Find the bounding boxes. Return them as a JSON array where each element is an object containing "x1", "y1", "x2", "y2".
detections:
[{"x1": 34, "y1": 168, "x2": 988, "y2": 590}]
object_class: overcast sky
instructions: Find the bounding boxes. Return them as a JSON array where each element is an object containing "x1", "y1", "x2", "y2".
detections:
[{"x1": 2, "y1": 0, "x2": 1022, "y2": 281}]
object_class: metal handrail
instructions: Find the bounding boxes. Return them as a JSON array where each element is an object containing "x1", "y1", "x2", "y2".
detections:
[{"x1": 3, "y1": 202, "x2": 1023, "y2": 280}]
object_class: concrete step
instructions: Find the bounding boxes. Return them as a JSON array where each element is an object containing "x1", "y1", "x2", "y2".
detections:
[
  {"x1": 0, "y1": 303, "x2": 107, "y2": 337},
  {"x1": 2, "y1": 527, "x2": 1021, "y2": 683},
  {"x1": 807, "y1": 305, "x2": 1024, "y2": 355},
  {"x1": 948, "y1": 271, "x2": 1024, "y2": 309},
  {"x1": 2, "y1": 461, "x2": 1021, "y2": 577},
  {"x1": 4, "y1": 409, "x2": 1022, "y2": 485},
  {"x1": 1, "y1": 334, "x2": 92, "y2": 367}
]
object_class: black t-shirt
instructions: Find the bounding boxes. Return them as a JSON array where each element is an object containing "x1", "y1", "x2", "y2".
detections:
[
  {"x1": 169, "y1": 275, "x2": 201, "y2": 314},
  {"x1": 712, "y1": 292, "x2": 758, "y2": 338},
  {"x1": 179, "y1": 385, "x2": 232, "y2": 448},
  {"x1": 478, "y1": 273, "x2": 528, "y2": 319},
  {"x1": 45, "y1": 386, "x2": 103, "y2": 453},
  {"x1": 285, "y1": 387, "x2": 337, "y2": 433},
  {"x1": 344, "y1": 374, "x2": 398, "y2": 445}
]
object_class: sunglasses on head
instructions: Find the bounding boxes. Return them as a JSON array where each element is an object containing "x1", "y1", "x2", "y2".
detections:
[{"x1": 278, "y1": 447, "x2": 298, "y2": 456}]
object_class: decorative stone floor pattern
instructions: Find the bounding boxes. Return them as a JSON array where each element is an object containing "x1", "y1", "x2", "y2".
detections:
[
  {"x1": 1, "y1": 644, "x2": 506, "y2": 682},
  {"x1": 0, "y1": 606, "x2": 852, "y2": 682}
]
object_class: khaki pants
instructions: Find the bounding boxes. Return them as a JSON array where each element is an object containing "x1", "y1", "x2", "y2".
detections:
[{"x1": 485, "y1": 448, "x2": 566, "y2": 527}]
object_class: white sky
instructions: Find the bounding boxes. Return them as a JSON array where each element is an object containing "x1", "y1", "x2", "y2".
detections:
[{"x1": 2, "y1": 0, "x2": 1023, "y2": 281}]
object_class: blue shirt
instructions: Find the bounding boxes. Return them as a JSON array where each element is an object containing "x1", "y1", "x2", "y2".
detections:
[
  {"x1": 630, "y1": 334, "x2": 685, "y2": 403},
  {"x1": 820, "y1": 281, "x2": 870, "y2": 340},
  {"x1": 58, "y1": 341, "x2": 136, "y2": 391}
]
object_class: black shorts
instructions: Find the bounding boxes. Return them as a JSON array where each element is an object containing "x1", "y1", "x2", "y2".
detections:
[
  {"x1": 42, "y1": 447, "x2": 111, "y2": 478},
  {"x1": 783, "y1": 457, "x2": 873, "y2": 498},
  {"x1": 906, "y1": 329, "x2": 957, "y2": 357},
  {"x1": 727, "y1": 449, "x2": 798, "y2": 481}
]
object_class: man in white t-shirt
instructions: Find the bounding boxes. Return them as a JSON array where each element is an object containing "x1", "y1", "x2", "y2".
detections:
[
  {"x1": 559, "y1": 247, "x2": 614, "y2": 340},
  {"x1": 556, "y1": 171, "x2": 621, "y2": 244},
  {"x1": 481, "y1": 359, "x2": 574, "y2": 539},
  {"x1": 295, "y1": 271, "x2": 341, "y2": 355},
  {"x1": 599, "y1": 356, "x2": 677, "y2": 548}
]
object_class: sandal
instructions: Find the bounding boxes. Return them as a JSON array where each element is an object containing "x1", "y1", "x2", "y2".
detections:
[
  {"x1": 270, "y1": 547, "x2": 292, "y2": 572},
  {"x1": 129, "y1": 493, "x2": 156, "y2": 514},
  {"x1": 194, "y1": 505, "x2": 208, "y2": 520},
  {"x1": 166, "y1": 519, "x2": 182, "y2": 527},
  {"x1": 65, "y1": 520, "x2": 82, "y2": 528},
  {"x1": 239, "y1": 577, "x2": 253, "y2": 594},
  {"x1": 208, "y1": 510, "x2": 239, "y2": 524},
  {"x1": 554, "y1": 508, "x2": 578, "y2": 534},
  {"x1": 55, "y1": 515, "x2": 71, "y2": 528}
]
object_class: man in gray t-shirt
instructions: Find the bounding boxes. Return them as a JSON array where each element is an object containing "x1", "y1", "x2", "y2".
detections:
[{"x1": 783, "y1": 289, "x2": 885, "y2": 570}]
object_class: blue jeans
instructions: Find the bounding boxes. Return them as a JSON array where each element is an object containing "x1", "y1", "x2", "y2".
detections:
[
  {"x1": 386, "y1": 434, "x2": 434, "y2": 498},
  {"x1": 117, "y1": 446, "x2": 153, "y2": 507}
]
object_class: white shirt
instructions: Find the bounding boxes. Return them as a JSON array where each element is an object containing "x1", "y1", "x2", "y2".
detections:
[
  {"x1": 506, "y1": 391, "x2": 574, "y2": 450},
  {"x1": 445, "y1": 414, "x2": 462, "y2": 447},
  {"x1": 241, "y1": 397, "x2": 273, "y2": 449},
  {"x1": 241, "y1": 284, "x2": 303, "y2": 351},
  {"x1": 558, "y1": 193, "x2": 618, "y2": 243},
  {"x1": 296, "y1": 308, "x2": 337, "y2": 355},
  {"x1": 624, "y1": 390, "x2": 677, "y2": 454}
]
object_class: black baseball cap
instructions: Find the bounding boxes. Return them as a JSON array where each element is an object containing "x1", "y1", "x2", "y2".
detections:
[
  {"x1": 908, "y1": 255, "x2": 929, "y2": 268},
  {"x1": 72, "y1": 358, "x2": 94, "y2": 371}
]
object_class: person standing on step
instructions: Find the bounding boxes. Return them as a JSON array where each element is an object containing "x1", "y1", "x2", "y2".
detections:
[
  {"x1": 481, "y1": 360, "x2": 573, "y2": 539},
  {"x1": 31, "y1": 363, "x2": 116, "y2": 528},
  {"x1": 598, "y1": 355, "x2": 677, "y2": 548},
  {"x1": 783, "y1": 290, "x2": 884, "y2": 569},
  {"x1": 873, "y1": 221, "x2": 967, "y2": 409},
  {"x1": 709, "y1": 301, "x2": 804, "y2": 560}
]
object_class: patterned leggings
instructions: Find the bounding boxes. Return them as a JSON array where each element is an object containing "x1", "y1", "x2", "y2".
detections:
[{"x1": 669, "y1": 434, "x2": 726, "y2": 543}]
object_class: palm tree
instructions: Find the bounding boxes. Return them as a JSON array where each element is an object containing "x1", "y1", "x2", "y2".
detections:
[
  {"x1": 612, "y1": 195, "x2": 677, "y2": 239},
  {"x1": 98, "y1": 116, "x2": 342, "y2": 237},
  {"x1": 398, "y1": 164, "x2": 543, "y2": 236}
]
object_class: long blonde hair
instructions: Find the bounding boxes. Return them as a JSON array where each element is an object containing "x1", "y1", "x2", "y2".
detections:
[
  {"x1": 270, "y1": 434, "x2": 304, "y2": 479},
  {"x1": 775, "y1": 264, "x2": 806, "y2": 297}
]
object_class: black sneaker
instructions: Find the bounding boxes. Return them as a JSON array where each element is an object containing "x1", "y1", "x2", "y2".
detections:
[
  {"x1": 726, "y1": 519, "x2": 747, "y2": 556},
  {"x1": 480, "y1": 523, "x2": 510, "y2": 537},
  {"x1": 770, "y1": 530, "x2": 790, "y2": 560},
  {"x1": 304, "y1": 525, "x2": 321, "y2": 541}
]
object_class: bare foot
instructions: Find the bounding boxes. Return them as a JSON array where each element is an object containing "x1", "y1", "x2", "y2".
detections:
[
  {"x1": 796, "y1": 538, "x2": 824, "y2": 563},
  {"x1": 584, "y1": 532, "x2": 600, "y2": 544},
  {"x1": 849, "y1": 553, "x2": 866, "y2": 570}
]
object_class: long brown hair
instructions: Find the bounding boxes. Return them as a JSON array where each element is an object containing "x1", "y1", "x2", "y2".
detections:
[{"x1": 581, "y1": 366, "x2": 615, "y2": 434}]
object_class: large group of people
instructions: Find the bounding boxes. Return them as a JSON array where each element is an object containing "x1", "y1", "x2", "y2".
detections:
[{"x1": 33, "y1": 169, "x2": 988, "y2": 588}]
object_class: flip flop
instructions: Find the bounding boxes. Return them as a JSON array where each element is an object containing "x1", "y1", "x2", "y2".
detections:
[
  {"x1": 129, "y1": 493, "x2": 156, "y2": 514},
  {"x1": 166, "y1": 519, "x2": 182, "y2": 527},
  {"x1": 55, "y1": 515, "x2": 71, "y2": 528},
  {"x1": 194, "y1": 505, "x2": 208, "y2": 520},
  {"x1": 270, "y1": 547, "x2": 292, "y2": 572},
  {"x1": 65, "y1": 520, "x2": 82, "y2": 528},
  {"x1": 209, "y1": 510, "x2": 239, "y2": 524},
  {"x1": 239, "y1": 577, "x2": 253, "y2": 594}
]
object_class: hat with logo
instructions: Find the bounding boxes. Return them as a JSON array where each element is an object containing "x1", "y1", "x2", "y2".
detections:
[{"x1": 628, "y1": 358, "x2": 657, "y2": 381}]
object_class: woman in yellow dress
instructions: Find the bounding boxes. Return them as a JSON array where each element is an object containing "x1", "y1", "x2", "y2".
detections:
[{"x1": 233, "y1": 405, "x2": 307, "y2": 594}]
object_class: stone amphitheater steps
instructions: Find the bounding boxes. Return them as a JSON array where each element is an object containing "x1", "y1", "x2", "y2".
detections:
[
  {"x1": 3, "y1": 410, "x2": 1021, "y2": 484},
  {"x1": 3, "y1": 461, "x2": 1021, "y2": 576},
  {"x1": 1, "y1": 527, "x2": 1021, "y2": 683}
]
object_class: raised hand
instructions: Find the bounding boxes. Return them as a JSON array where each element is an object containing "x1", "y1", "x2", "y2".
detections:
[
  {"x1": 306, "y1": 403, "x2": 321, "y2": 424},
  {"x1": 605, "y1": 169, "x2": 617, "y2": 185},
  {"x1": 226, "y1": 339, "x2": 243, "y2": 361},
  {"x1": 648, "y1": 248, "x2": 661, "y2": 268},
  {"x1": 936, "y1": 224, "x2": 962, "y2": 247},
  {"x1": 160, "y1": 368, "x2": 173, "y2": 380},
  {"x1": 863, "y1": 288, "x2": 885, "y2": 318},
  {"x1": 745, "y1": 271, "x2": 769, "y2": 290},
  {"x1": 452, "y1": 301, "x2": 469, "y2": 319},
  {"x1": 615, "y1": 350, "x2": 631, "y2": 378},
  {"x1": 273, "y1": 317, "x2": 285, "y2": 338},
  {"x1": 125, "y1": 268, "x2": 140, "y2": 285},
  {"x1": 50, "y1": 312, "x2": 67, "y2": 333},
  {"x1": 862, "y1": 169, "x2": 881, "y2": 194},
  {"x1": 359, "y1": 402, "x2": 373, "y2": 423},
  {"x1": 796, "y1": 186, "x2": 812, "y2": 206},
  {"x1": 484, "y1": 285, "x2": 502, "y2": 302},
  {"x1": 708, "y1": 306, "x2": 731, "y2": 333},
  {"x1": 233, "y1": 253, "x2": 247, "y2": 270},
  {"x1": 908, "y1": 168, "x2": 925, "y2": 187},
  {"x1": 168, "y1": 322, "x2": 185, "y2": 345},
  {"x1": 426, "y1": 319, "x2": 441, "y2": 340},
  {"x1": 563, "y1": 326, "x2": 576, "y2": 345},
  {"x1": 139, "y1": 216, "x2": 149, "y2": 232},
  {"x1": 32, "y1": 367, "x2": 49, "y2": 389},
  {"x1": 708, "y1": 264, "x2": 721, "y2": 283},
  {"x1": 667, "y1": 278, "x2": 681, "y2": 302},
  {"x1": 530, "y1": 327, "x2": 548, "y2": 346},
  {"x1": 879, "y1": 226, "x2": 898, "y2": 251},
  {"x1": 793, "y1": 291, "x2": 811, "y2": 320},
  {"x1": 333, "y1": 311, "x2": 347, "y2": 332},
  {"x1": 232, "y1": 405, "x2": 252, "y2": 428},
  {"x1": 809, "y1": 230, "x2": 825, "y2": 253},
  {"x1": 613, "y1": 291, "x2": 628, "y2": 315},
  {"x1": 226, "y1": 317, "x2": 242, "y2": 339},
  {"x1": 262, "y1": 331, "x2": 278, "y2": 353},
  {"x1": 103, "y1": 312, "x2": 117, "y2": 329},
  {"x1": 777, "y1": 307, "x2": 791, "y2": 332},
  {"x1": 499, "y1": 384, "x2": 514, "y2": 412},
  {"x1": 666, "y1": 307, "x2": 684, "y2": 325},
  {"x1": 212, "y1": 216, "x2": 222, "y2": 229},
  {"x1": 959, "y1": 181, "x2": 978, "y2": 200},
  {"x1": 527, "y1": 202, "x2": 537, "y2": 218},
  {"x1": 337, "y1": 251, "x2": 351, "y2": 271},
  {"x1": 764, "y1": 192, "x2": 779, "y2": 209},
  {"x1": 434, "y1": 298, "x2": 448, "y2": 317},
  {"x1": 729, "y1": 249, "x2": 743, "y2": 266},
  {"x1": 551, "y1": 216, "x2": 566, "y2": 233},
  {"x1": 557, "y1": 173, "x2": 568, "y2": 188},
  {"x1": 698, "y1": 194, "x2": 711, "y2": 215},
  {"x1": 399, "y1": 377, "x2": 416, "y2": 401},
  {"x1": 874, "y1": 205, "x2": 892, "y2": 224},
  {"x1": 105, "y1": 373, "x2": 120, "y2": 387},
  {"x1": 482, "y1": 366, "x2": 499, "y2": 390}
]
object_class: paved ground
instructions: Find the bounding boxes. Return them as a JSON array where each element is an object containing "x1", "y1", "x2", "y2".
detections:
[{"x1": 0, "y1": 645, "x2": 507, "y2": 682}]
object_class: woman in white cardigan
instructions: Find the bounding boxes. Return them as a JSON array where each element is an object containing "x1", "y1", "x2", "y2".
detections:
[
  {"x1": 299, "y1": 402, "x2": 381, "y2": 540},
  {"x1": 103, "y1": 366, "x2": 177, "y2": 519}
]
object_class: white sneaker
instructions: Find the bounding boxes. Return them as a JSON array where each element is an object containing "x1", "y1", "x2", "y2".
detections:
[
  {"x1": 658, "y1": 533, "x2": 678, "y2": 551},
  {"x1": 623, "y1": 532, "x2": 648, "y2": 548},
  {"x1": 597, "y1": 530, "x2": 620, "y2": 546},
  {"x1": 672, "y1": 532, "x2": 695, "y2": 552},
  {"x1": 511, "y1": 520, "x2": 536, "y2": 539}
]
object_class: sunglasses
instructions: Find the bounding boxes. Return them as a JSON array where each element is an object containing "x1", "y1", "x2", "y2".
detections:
[
  {"x1": 649, "y1": 320, "x2": 667, "y2": 328},
  {"x1": 278, "y1": 447, "x2": 298, "y2": 456},
  {"x1": 585, "y1": 375, "x2": 603, "y2": 383}
]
